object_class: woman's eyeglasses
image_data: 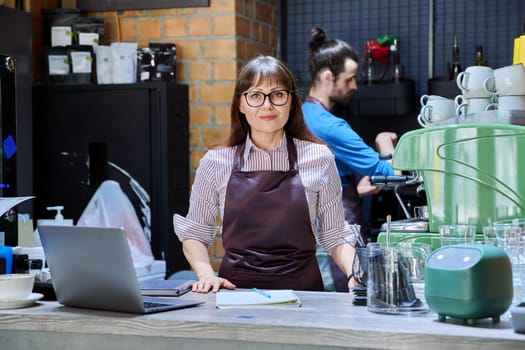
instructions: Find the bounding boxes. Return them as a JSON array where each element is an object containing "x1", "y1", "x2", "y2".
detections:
[{"x1": 242, "y1": 90, "x2": 291, "y2": 107}]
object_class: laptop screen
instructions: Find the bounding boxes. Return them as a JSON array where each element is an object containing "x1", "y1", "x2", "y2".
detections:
[{"x1": 38, "y1": 225, "x2": 202, "y2": 313}]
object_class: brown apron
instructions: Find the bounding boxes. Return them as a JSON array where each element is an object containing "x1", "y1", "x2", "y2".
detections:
[
  {"x1": 218, "y1": 135, "x2": 324, "y2": 291},
  {"x1": 342, "y1": 175, "x2": 365, "y2": 240}
]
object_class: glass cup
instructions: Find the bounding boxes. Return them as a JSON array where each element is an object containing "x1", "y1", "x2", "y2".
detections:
[
  {"x1": 439, "y1": 224, "x2": 477, "y2": 246},
  {"x1": 397, "y1": 242, "x2": 432, "y2": 285},
  {"x1": 493, "y1": 218, "x2": 525, "y2": 231},
  {"x1": 510, "y1": 237, "x2": 525, "y2": 304},
  {"x1": 491, "y1": 222, "x2": 525, "y2": 304},
  {"x1": 482, "y1": 226, "x2": 499, "y2": 246},
  {"x1": 490, "y1": 223, "x2": 522, "y2": 247}
]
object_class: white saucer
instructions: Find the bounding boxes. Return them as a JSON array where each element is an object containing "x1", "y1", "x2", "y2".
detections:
[{"x1": 0, "y1": 293, "x2": 44, "y2": 309}]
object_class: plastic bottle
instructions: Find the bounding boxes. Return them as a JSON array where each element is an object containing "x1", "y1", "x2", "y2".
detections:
[
  {"x1": 42, "y1": 206, "x2": 74, "y2": 226},
  {"x1": 366, "y1": 48, "x2": 373, "y2": 85},
  {"x1": 449, "y1": 35, "x2": 462, "y2": 80},
  {"x1": 34, "y1": 205, "x2": 73, "y2": 246},
  {"x1": 475, "y1": 45, "x2": 485, "y2": 66},
  {"x1": 390, "y1": 38, "x2": 403, "y2": 83}
]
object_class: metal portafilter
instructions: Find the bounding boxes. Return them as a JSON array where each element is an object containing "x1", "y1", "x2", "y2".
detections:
[
  {"x1": 370, "y1": 172, "x2": 424, "y2": 220},
  {"x1": 370, "y1": 170, "x2": 421, "y2": 187},
  {"x1": 369, "y1": 175, "x2": 412, "y2": 187}
]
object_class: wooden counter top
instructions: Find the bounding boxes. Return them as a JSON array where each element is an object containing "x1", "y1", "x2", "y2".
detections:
[{"x1": 0, "y1": 291, "x2": 523, "y2": 349}]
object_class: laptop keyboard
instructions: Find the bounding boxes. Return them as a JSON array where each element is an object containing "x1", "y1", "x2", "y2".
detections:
[
  {"x1": 142, "y1": 296, "x2": 203, "y2": 313},
  {"x1": 144, "y1": 301, "x2": 172, "y2": 308}
]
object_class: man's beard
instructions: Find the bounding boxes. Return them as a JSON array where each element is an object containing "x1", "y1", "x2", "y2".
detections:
[{"x1": 331, "y1": 91, "x2": 352, "y2": 106}]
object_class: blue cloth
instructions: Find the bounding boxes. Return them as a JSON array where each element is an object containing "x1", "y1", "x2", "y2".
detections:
[
  {"x1": 315, "y1": 243, "x2": 335, "y2": 292},
  {"x1": 302, "y1": 102, "x2": 394, "y2": 188}
]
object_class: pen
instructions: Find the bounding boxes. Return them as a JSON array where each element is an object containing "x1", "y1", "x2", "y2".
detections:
[{"x1": 252, "y1": 288, "x2": 271, "y2": 299}]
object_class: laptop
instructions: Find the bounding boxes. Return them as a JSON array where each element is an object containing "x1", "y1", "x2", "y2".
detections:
[{"x1": 38, "y1": 225, "x2": 203, "y2": 314}]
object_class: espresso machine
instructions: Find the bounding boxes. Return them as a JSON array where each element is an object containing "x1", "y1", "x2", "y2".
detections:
[{"x1": 376, "y1": 110, "x2": 525, "y2": 248}]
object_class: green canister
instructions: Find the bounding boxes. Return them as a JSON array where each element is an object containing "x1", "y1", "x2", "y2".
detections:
[{"x1": 425, "y1": 244, "x2": 512, "y2": 325}]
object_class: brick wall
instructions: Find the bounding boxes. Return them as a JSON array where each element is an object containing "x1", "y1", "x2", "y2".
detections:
[{"x1": 31, "y1": 0, "x2": 279, "y2": 271}]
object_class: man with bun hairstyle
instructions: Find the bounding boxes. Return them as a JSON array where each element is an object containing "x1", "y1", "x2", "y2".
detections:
[{"x1": 302, "y1": 27, "x2": 397, "y2": 292}]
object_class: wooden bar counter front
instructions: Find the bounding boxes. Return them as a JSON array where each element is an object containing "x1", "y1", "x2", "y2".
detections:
[{"x1": 0, "y1": 291, "x2": 523, "y2": 349}]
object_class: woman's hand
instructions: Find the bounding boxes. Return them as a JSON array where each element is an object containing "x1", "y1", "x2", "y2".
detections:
[
  {"x1": 182, "y1": 239, "x2": 236, "y2": 293},
  {"x1": 192, "y1": 274, "x2": 236, "y2": 293},
  {"x1": 347, "y1": 275, "x2": 361, "y2": 290}
]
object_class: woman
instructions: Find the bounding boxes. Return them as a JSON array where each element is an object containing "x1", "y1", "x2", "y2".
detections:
[{"x1": 174, "y1": 55, "x2": 359, "y2": 293}]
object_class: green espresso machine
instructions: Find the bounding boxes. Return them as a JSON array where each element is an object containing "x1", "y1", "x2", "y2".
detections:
[{"x1": 377, "y1": 111, "x2": 525, "y2": 247}]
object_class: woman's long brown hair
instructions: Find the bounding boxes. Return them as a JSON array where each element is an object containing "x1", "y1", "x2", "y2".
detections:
[{"x1": 220, "y1": 55, "x2": 321, "y2": 148}]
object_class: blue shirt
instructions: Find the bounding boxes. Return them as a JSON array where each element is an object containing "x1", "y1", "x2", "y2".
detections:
[{"x1": 302, "y1": 101, "x2": 394, "y2": 188}]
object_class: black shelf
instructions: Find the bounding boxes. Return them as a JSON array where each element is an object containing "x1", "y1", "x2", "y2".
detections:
[
  {"x1": 428, "y1": 78, "x2": 462, "y2": 99},
  {"x1": 349, "y1": 80, "x2": 416, "y2": 118}
]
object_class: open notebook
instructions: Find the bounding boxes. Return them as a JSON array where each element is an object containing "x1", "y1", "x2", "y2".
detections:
[
  {"x1": 38, "y1": 225, "x2": 203, "y2": 314},
  {"x1": 216, "y1": 289, "x2": 301, "y2": 309}
]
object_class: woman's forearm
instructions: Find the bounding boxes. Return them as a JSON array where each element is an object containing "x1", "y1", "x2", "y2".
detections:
[
  {"x1": 182, "y1": 239, "x2": 216, "y2": 279},
  {"x1": 330, "y1": 242, "x2": 357, "y2": 278}
]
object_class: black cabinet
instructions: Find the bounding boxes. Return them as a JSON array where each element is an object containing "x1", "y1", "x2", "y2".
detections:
[
  {"x1": 337, "y1": 80, "x2": 419, "y2": 148},
  {"x1": 33, "y1": 82, "x2": 190, "y2": 275},
  {"x1": 0, "y1": 7, "x2": 32, "y2": 200}
]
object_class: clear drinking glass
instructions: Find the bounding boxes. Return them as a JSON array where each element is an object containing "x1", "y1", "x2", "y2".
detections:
[
  {"x1": 491, "y1": 221, "x2": 525, "y2": 304},
  {"x1": 439, "y1": 224, "x2": 477, "y2": 246},
  {"x1": 482, "y1": 226, "x2": 499, "y2": 246}
]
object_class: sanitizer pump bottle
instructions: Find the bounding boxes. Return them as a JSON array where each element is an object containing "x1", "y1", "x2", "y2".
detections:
[
  {"x1": 34, "y1": 205, "x2": 74, "y2": 246},
  {"x1": 42, "y1": 206, "x2": 74, "y2": 226}
]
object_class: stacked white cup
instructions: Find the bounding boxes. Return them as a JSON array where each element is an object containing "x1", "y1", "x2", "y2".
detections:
[
  {"x1": 455, "y1": 66, "x2": 496, "y2": 119},
  {"x1": 485, "y1": 63, "x2": 525, "y2": 111},
  {"x1": 417, "y1": 94, "x2": 456, "y2": 127}
]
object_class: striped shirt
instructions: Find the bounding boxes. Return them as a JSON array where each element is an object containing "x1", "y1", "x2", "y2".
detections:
[{"x1": 173, "y1": 134, "x2": 357, "y2": 253}]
